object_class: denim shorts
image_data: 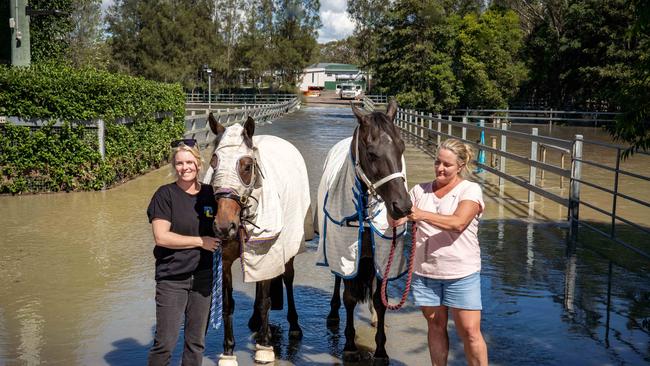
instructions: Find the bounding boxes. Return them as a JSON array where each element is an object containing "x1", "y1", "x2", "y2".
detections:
[{"x1": 411, "y1": 272, "x2": 482, "y2": 310}]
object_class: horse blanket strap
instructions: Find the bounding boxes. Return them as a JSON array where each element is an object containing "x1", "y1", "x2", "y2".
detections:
[
  {"x1": 209, "y1": 248, "x2": 223, "y2": 330},
  {"x1": 316, "y1": 137, "x2": 409, "y2": 280}
]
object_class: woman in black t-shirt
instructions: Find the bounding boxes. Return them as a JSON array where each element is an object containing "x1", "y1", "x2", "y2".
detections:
[{"x1": 146, "y1": 139, "x2": 220, "y2": 366}]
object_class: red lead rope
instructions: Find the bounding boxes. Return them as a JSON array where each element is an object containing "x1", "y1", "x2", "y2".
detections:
[{"x1": 380, "y1": 222, "x2": 417, "y2": 310}]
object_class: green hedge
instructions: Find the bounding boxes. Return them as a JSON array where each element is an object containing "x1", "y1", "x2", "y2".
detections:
[{"x1": 0, "y1": 63, "x2": 185, "y2": 194}]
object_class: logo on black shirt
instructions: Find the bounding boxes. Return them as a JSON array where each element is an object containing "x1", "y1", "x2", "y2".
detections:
[{"x1": 204, "y1": 206, "x2": 214, "y2": 218}]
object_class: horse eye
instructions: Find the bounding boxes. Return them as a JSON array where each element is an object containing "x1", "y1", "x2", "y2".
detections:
[{"x1": 368, "y1": 152, "x2": 379, "y2": 161}]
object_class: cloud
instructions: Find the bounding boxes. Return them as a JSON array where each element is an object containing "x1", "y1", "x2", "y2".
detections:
[{"x1": 318, "y1": 9, "x2": 355, "y2": 43}]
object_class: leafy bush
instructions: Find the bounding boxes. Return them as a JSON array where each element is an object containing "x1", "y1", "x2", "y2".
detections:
[{"x1": 0, "y1": 63, "x2": 185, "y2": 194}]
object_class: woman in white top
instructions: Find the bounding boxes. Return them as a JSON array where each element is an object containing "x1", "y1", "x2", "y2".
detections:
[{"x1": 391, "y1": 138, "x2": 488, "y2": 366}]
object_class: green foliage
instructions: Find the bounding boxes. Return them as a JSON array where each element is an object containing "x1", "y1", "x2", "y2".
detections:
[
  {"x1": 316, "y1": 38, "x2": 357, "y2": 64},
  {"x1": 0, "y1": 63, "x2": 185, "y2": 194},
  {"x1": 374, "y1": 2, "x2": 526, "y2": 111},
  {"x1": 105, "y1": 0, "x2": 321, "y2": 90},
  {"x1": 106, "y1": 0, "x2": 221, "y2": 89},
  {"x1": 29, "y1": 0, "x2": 74, "y2": 64},
  {"x1": 606, "y1": 0, "x2": 650, "y2": 155},
  {"x1": 453, "y1": 9, "x2": 528, "y2": 108}
]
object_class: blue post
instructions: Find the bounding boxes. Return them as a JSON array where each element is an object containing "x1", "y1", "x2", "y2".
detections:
[{"x1": 475, "y1": 119, "x2": 485, "y2": 173}]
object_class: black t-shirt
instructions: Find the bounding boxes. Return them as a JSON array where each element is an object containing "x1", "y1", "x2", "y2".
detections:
[{"x1": 147, "y1": 183, "x2": 216, "y2": 280}]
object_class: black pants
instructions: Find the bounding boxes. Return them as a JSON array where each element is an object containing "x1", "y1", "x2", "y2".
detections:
[{"x1": 148, "y1": 271, "x2": 212, "y2": 366}]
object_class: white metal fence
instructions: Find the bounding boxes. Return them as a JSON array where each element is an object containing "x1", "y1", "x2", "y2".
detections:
[
  {"x1": 183, "y1": 97, "x2": 300, "y2": 148},
  {"x1": 386, "y1": 106, "x2": 649, "y2": 259}
]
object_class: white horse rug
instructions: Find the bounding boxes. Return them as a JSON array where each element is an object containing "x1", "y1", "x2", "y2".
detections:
[{"x1": 204, "y1": 126, "x2": 310, "y2": 283}]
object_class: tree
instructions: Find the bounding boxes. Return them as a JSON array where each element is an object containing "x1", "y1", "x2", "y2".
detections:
[
  {"x1": 316, "y1": 38, "x2": 357, "y2": 64},
  {"x1": 452, "y1": 9, "x2": 528, "y2": 108},
  {"x1": 67, "y1": 0, "x2": 107, "y2": 68},
  {"x1": 347, "y1": 0, "x2": 391, "y2": 91},
  {"x1": 374, "y1": 0, "x2": 461, "y2": 111},
  {"x1": 272, "y1": 0, "x2": 321, "y2": 88},
  {"x1": 607, "y1": 0, "x2": 650, "y2": 155},
  {"x1": 106, "y1": 0, "x2": 220, "y2": 88}
]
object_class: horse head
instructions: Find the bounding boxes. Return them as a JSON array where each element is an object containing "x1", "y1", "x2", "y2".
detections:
[
  {"x1": 351, "y1": 100, "x2": 412, "y2": 220},
  {"x1": 207, "y1": 113, "x2": 263, "y2": 240}
]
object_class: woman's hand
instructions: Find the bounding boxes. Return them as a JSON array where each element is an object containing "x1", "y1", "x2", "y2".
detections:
[
  {"x1": 407, "y1": 206, "x2": 425, "y2": 222},
  {"x1": 200, "y1": 236, "x2": 221, "y2": 252}
]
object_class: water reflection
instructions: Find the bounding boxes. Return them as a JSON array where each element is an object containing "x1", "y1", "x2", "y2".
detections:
[{"x1": 0, "y1": 106, "x2": 648, "y2": 365}]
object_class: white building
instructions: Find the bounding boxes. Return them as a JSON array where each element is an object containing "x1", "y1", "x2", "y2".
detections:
[{"x1": 298, "y1": 63, "x2": 366, "y2": 91}]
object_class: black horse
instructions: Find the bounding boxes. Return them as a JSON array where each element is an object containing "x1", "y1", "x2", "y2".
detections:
[
  {"x1": 206, "y1": 114, "x2": 312, "y2": 365},
  {"x1": 316, "y1": 100, "x2": 412, "y2": 364}
]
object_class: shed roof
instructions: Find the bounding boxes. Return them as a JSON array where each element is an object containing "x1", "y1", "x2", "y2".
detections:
[{"x1": 306, "y1": 63, "x2": 359, "y2": 72}]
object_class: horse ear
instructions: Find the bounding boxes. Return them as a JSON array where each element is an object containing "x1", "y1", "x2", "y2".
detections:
[
  {"x1": 243, "y1": 116, "x2": 255, "y2": 148},
  {"x1": 351, "y1": 102, "x2": 367, "y2": 124},
  {"x1": 208, "y1": 112, "x2": 225, "y2": 136},
  {"x1": 386, "y1": 98, "x2": 398, "y2": 122}
]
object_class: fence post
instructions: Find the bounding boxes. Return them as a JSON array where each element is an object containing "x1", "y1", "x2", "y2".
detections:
[
  {"x1": 611, "y1": 148, "x2": 621, "y2": 238},
  {"x1": 97, "y1": 118, "x2": 105, "y2": 160},
  {"x1": 529, "y1": 128, "x2": 538, "y2": 203},
  {"x1": 437, "y1": 114, "x2": 442, "y2": 146},
  {"x1": 569, "y1": 134, "x2": 583, "y2": 242},
  {"x1": 476, "y1": 119, "x2": 485, "y2": 173},
  {"x1": 462, "y1": 116, "x2": 467, "y2": 140},
  {"x1": 499, "y1": 123, "x2": 508, "y2": 187},
  {"x1": 428, "y1": 113, "x2": 433, "y2": 149},
  {"x1": 419, "y1": 111, "x2": 425, "y2": 144},
  {"x1": 490, "y1": 136, "x2": 497, "y2": 167},
  {"x1": 447, "y1": 115, "x2": 452, "y2": 137}
]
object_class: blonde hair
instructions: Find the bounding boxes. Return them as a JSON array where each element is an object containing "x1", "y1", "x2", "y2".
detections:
[
  {"x1": 436, "y1": 138, "x2": 475, "y2": 178},
  {"x1": 169, "y1": 144, "x2": 203, "y2": 179}
]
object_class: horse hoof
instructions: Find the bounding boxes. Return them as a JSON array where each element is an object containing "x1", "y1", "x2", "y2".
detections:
[
  {"x1": 254, "y1": 344, "x2": 275, "y2": 364},
  {"x1": 373, "y1": 356, "x2": 390, "y2": 366},
  {"x1": 218, "y1": 354, "x2": 238, "y2": 366},
  {"x1": 288, "y1": 328, "x2": 303, "y2": 340},
  {"x1": 342, "y1": 350, "x2": 360, "y2": 363}
]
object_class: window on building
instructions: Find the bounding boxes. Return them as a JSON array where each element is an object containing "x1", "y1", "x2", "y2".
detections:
[
  {"x1": 311, "y1": 73, "x2": 314, "y2": 83},
  {"x1": 327, "y1": 73, "x2": 332, "y2": 77}
]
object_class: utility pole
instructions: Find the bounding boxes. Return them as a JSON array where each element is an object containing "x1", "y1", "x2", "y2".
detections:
[{"x1": 9, "y1": 0, "x2": 30, "y2": 66}]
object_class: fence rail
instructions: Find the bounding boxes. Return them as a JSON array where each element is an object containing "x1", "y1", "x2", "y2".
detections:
[
  {"x1": 183, "y1": 97, "x2": 300, "y2": 148},
  {"x1": 389, "y1": 107, "x2": 650, "y2": 259},
  {"x1": 450, "y1": 108, "x2": 620, "y2": 126},
  {"x1": 185, "y1": 92, "x2": 296, "y2": 104}
]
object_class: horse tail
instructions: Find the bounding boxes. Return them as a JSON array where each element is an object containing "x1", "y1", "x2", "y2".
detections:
[
  {"x1": 270, "y1": 275, "x2": 284, "y2": 310},
  {"x1": 347, "y1": 257, "x2": 374, "y2": 303}
]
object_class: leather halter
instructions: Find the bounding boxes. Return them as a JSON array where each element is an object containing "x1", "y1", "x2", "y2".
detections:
[{"x1": 353, "y1": 126, "x2": 406, "y2": 197}]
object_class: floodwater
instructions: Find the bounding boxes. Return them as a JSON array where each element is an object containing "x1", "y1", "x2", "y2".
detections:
[{"x1": 0, "y1": 105, "x2": 648, "y2": 365}]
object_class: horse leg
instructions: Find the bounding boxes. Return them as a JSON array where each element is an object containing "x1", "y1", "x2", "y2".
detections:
[
  {"x1": 369, "y1": 277, "x2": 378, "y2": 327},
  {"x1": 327, "y1": 274, "x2": 342, "y2": 327},
  {"x1": 219, "y1": 260, "x2": 238, "y2": 366},
  {"x1": 283, "y1": 257, "x2": 303, "y2": 339},
  {"x1": 372, "y1": 280, "x2": 389, "y2": 365},
  {"x1": 253, "y1": 280, "x2": 275, "y2": 364},
  {"x1": 342, "y1": 280, "x2": 361, "y2": 362},
  {"x1": 247, "y1": 288, "x2": 261, "y2": 332}
]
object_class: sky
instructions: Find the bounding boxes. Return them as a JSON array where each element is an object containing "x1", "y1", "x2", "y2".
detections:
[{"x1": 100, "y1": 0, "x2": 354, "y2": 44}]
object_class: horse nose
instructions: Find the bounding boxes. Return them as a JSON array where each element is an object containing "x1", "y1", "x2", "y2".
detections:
[
  {"x1": 214, "y1": 222, "x2": 238, "y2": 240},
  {"x1": 392, "y1": 200, "x2": 412, "y2": 218}
]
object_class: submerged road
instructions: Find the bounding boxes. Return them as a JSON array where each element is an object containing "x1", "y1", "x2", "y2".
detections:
[{"x1": 0, "y1": 105, "x2": 648, "y2": 365}]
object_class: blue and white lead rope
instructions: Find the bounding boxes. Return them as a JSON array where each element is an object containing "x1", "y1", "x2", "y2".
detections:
[{"x1": 209, "y1": 248, "x2": 223, "y2": 330}]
